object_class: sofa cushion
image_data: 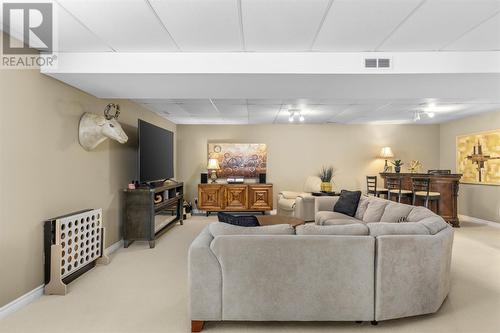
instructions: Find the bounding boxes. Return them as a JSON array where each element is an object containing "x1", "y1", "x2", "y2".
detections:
[
  {"x1": 367, "y1": 222, "x2": 430, "y2": 236},
  {"x1": 379, "y1": 202, "x2": 414, "y2": 223},
  {"x1": 354, "y1": 195, "x2": 370, "y2": 220},
  {"x1": 407, "y1": 206, "x2": 436, "y2": 222},
  {"x1": 323, "y1": 219, "x2": 362, "y2": 226},
  {"x1": 209, "y1": 222, "x2": 295, "y2": 237},
  {"x1": 315, "y1": 211, "x2": 358, "y2": 225},
  {"x1": 362, "y1": 198, "x2": 389, "y2": 223},
  {"x1": 296, "y1": 223, "x2": 369, "y2": 235},
  {"x1": 418, "y1": 216, "x2": 449, "y2": 235},
  {"x1": 334, "y1": 190, "x2": 362, "y2": 217}
]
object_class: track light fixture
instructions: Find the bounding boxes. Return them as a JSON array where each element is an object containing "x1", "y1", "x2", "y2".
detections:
[{"x1": 288, "y1": 109, "x2": 305, "y2": 123}]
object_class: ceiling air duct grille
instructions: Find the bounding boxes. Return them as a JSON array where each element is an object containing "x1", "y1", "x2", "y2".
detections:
[
  {"x1": 365, "y1": 58, "x2": 377, "y2": 68},
  {"x1": 364, "y1": 58, "x2": 392, "y2": 69}
]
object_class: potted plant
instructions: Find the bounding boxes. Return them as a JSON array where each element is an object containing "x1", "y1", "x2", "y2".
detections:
[
  {"x1": 391, "y1": 160, "x2": 404, "y2": 173},
  {"x1": 318, "y1": 166, "x2": 334, "y2": 192}
]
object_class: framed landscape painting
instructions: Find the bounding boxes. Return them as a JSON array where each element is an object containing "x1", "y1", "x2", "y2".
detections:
[
  {"x1": 456, "y1": 129, "x2": 500, "y2": 185},
  {"x1": 208, "y1": 143, "x2": 267, "y2": 178}
]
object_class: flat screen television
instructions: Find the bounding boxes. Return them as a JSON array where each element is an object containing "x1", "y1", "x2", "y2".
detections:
[{"x1": 138, "y1": 119, "x2": 174, "y2": 183}]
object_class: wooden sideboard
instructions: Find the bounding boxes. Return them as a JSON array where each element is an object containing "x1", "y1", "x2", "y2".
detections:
[
  {"x1": 198, "y1": 184, "x2": 273, "y2": 215},
  {"x1": 379, "y1": 173, "x2": 462, "y2": 227}
]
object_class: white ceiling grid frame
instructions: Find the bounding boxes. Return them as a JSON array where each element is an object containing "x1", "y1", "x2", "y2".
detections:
[
  {"x1": 378, "y1": 0, "x2": 500, "y2": 51},
  {"x1": 56, "y1": 0, "x2": 179, "y2": 51},
  {"x1": 149, "y1": 0, "x2": 241, "y2": 51},
  {"x1": 442, "y1": 10, "x2": 500, "y2": 51},
  {"x1": 313, "y1": 0, "x2": 424, "y2": 51},
  {"x1": 241, "y1": 0, "x2": 332, "y2": 51}
]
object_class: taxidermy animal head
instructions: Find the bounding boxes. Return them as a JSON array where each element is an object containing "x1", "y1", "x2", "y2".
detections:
[{"x1": 79, "y1": 103, "x2": 128, "y2": 151}]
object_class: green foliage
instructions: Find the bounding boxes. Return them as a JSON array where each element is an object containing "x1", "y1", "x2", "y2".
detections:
[
  {"x1": 391, "y1": 160, "x2": 404, "y2": 167},
  {"x1": 318, "y1": 166, "x2": 334, "y2": 182}
]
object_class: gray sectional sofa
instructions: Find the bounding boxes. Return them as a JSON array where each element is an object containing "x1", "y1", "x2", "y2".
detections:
[{"x1": 188, "y1": 195, "x2": 454, "y2": 331}]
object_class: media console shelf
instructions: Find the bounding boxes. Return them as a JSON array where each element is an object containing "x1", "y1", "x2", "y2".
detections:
[{"x1": 123, "y1": 182, "x2": 183, "y2": 248}]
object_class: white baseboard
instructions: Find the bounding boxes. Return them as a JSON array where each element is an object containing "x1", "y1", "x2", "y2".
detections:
[
  {"x1": 459, "y1": 214, "x2": 500, "y2": 229},
  {"x1": 0, "y1": 239, "x2": 123, "y2": 321},
  {"x1": 0, "y1": 285, "x2": 44, "y2": 320},
  {"x1": 105, "y1": 239, "x2": 123, "y2": 255}
]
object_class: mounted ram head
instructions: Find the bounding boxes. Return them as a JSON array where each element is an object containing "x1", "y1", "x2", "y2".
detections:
[{"x1": 79, "y1": 103, "x2": 128, "y2": 151}]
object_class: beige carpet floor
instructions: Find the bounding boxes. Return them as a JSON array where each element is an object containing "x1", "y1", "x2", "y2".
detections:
[{"x1": 0, "y1": 216, "x2": 499, "y2": 333}]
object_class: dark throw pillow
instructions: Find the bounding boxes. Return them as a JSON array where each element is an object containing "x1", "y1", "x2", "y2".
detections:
[
  {"x1": 217, "y1": 212, "x2": 260, "y2": 227},
  {"x1": 333, "y1": 190, "x2": 362, "y2": 217}
]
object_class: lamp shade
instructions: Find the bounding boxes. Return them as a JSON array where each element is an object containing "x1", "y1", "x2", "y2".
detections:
[
  {"x1": 207, "y1": 158, "x2": 220, "y2": 170},
  {"x1": 380, "y1": 147, "x2": 394, "y2": 158}
]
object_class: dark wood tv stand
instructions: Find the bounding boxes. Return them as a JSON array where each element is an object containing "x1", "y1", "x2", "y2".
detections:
[{"x1": 123, "y1": 182, "x2": 183, "y2": 248}]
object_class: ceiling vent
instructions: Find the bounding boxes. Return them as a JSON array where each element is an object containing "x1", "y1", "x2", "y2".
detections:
[{"x1": 364, "y1": 58, "x2": 392, "y2": 69}]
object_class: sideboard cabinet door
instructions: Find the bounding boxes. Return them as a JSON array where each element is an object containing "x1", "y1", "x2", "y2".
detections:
[
  {"x1": 224, "y1": 185, "x2": 248, "y2": 210},
  {"x1": 198, "y1": 184, "x2": 224, "y2": 210},
  {"x1": 248, "y1": 185, "x2": 273, "y2": 210}
]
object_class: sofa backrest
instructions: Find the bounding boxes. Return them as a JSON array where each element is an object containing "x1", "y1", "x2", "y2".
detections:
[
  {"x1": 355, "y1": 195, "x2": 439, "y2": 224},
  {"x1": 210, "y1": 234, "x2": 375, "y2": 321}
]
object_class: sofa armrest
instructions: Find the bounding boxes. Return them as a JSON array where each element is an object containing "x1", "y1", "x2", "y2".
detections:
[
  {"x1": 294, "y1": 195, "x2": 316, "y2": 222},
  {"x1": 278, "y1": 191, "x2": 303, "y2": 199},
  {"x1": 314, "y1": 196, "x2": 339, "y2": 214},
  {"x1": 374, "y1": 227, "x2": 454, "y2": 321},
  {"x1": 188, "y1": 226, "x2": 222, "y2": 321}
]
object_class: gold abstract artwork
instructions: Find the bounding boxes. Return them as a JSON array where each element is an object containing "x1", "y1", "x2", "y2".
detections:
[
  {"x1": 208, "y1": 143, "x2": 267, "y2": 178},
  {"x1": 456, "y1": 129, "x2": 500, "y2": 185}
]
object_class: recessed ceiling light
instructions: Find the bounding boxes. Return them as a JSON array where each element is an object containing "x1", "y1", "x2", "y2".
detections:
[
  {"x1": 299, "y1": 114, "x2": 305, "y2": 122},
  {"x1": 427, "y1": 112, "x2": 435, "y2": 118}
]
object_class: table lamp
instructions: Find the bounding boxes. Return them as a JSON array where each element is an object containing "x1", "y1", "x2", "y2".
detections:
[
  {"x1": 207, "y1": 158, "x2": 220, "y2": 183},
  {"x1": 380, "y1": 147, "x2": 394, "y2": 172}
]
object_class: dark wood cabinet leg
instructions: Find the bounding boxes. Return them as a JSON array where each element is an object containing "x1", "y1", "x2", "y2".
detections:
[
  {"x1": 149, "y1": 240, "x2": 155, "y2": 248},
  {"x1": 371, "y1": 321, "x2": 378, "y2": 326},
  {"x1": 191, "y1": 320, "x2": 204, "y2": 332}
]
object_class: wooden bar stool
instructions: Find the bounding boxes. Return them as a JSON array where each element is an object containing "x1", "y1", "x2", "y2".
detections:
[
  {"x1": 411, "y1": 177, "x2": 441, "y2": 214},
  {"x1": 386, "y1": 176, "x2": 412, "y2": 203},
  {"x1": 366, "y1": 176, "x2": 388, "y2": 198}
]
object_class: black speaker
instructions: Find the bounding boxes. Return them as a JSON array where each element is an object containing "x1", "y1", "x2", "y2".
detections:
[
  {"x1": 201, "y1": 173, "x2": 208, "y2": 184},
  {"x1": 259, "y1": 173, "x2": 266, "y2": 184}
]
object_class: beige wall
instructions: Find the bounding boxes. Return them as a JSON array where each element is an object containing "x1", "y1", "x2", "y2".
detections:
[
  {"x1": 177, "y1": 124, "x2": 441, "y2": 206},
  {"x1": 439, "y1": 111, "x2": 500, "y2": 223},
  {"x1": 0, "y1": 68, "x2": 175, "y2": 306}
]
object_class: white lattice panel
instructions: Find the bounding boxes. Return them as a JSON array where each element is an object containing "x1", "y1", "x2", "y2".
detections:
[{"x1": 55, "y1": 209, "x2": 102, "y2": 278}]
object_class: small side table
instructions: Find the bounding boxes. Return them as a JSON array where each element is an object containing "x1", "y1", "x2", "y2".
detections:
[{"x1": 312, "y1": 191, "x2": 340, "y2": 197}]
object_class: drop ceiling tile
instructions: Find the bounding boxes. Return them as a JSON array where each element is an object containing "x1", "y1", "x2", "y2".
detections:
[
  {"x1": 146, "y1": 103, "x2": 192, "y2": 116},
  {"x1": 149, "y1": 0, "x2": 242, "y2": 51},
  {"x1": 380, "y1": 0, "x2": 500, "y2": 51},
  {"x1": 247, "y1": 99, "x2": 283, "y2": 105},
  {"x1": 329, "y1": 103, "x2": 387, "y2": 123},
  {"x1": 214, "y1": 99, "x2": 247, "y2": 105},
  {"x1": 214, "y1": 104, "x2": 248, "y2": 116},
  {"x1": 178, "y1": 100, "x2": 219, "y2": 116},
  {"x1": 57, "y1": 0, "x2": 178, "y2": 51},
  {"x1": 313, "y1": 0, "x2": 421, "y2": 51},
  {"x1": 248, "y1": 104, "x2": 282, "y2": 114},
  {"x1": 55, "y1": 4, "x2": 112, "y2": 52},
  {"x1": 242, "y1": 0, "x2": 331, "y2": 51},
  {"x1": 444, "y1": 12, "x2": 500, "y2": 51}
]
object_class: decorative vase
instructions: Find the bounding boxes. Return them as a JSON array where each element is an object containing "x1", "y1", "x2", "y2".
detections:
[
  {"x1": 395, "y1": 166, "x2": 401, "y2": 173},
  {"x1": 320, "y1": 182, "x2": 332, "y2": 192}
]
